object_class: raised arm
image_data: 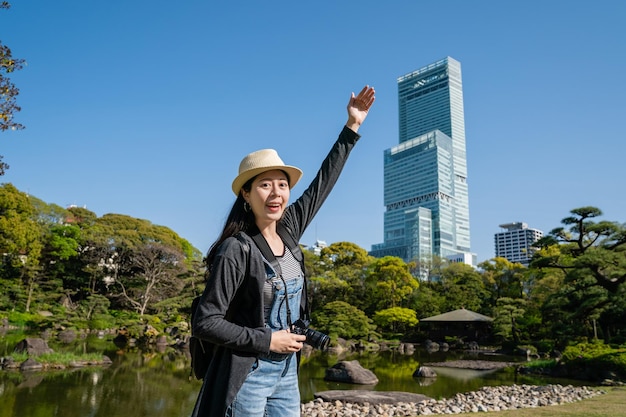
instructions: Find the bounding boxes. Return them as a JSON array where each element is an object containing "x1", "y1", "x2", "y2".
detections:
[{"x1": 346, "y1": 85, "x2": 376, "y2": 133}]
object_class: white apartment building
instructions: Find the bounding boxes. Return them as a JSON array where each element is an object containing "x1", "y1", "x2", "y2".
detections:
[{"x1": 494, "y1": 222, "x2": 543, "y2": 266}]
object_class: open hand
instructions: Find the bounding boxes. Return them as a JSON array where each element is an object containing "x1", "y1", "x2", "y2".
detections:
[{"x1": 346, "y1": 85, "x2": 376, "y2": 132}]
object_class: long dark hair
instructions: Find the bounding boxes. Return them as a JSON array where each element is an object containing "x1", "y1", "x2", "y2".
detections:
[
  {"x1": 204, "y1": 179, "x2": 255, "y2": 272},
  {"x1": 205, "y1": 169, "x2": 292, "y2": 274}
]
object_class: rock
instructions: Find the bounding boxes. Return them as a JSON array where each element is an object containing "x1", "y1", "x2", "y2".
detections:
[
  {"x1": 13, "y1": 338, "x2": 54, "y2": 356},
  {"x1": 398, "y1": 343, "x2": 415, "y2": 355},
  {"x1": 58, "y1": 329, "x2": 77, "y2": 344},
  {"x1": 413, "y1": 366, "x2": 437, "y2": 378},
  {"x1": 1, "y1": 356, "x2": 17, "y2": 369},
  {"x1": 425, "y1": 340, "x2": 440, "y2": 352},
  {"x1": 20, "y1": 358, "x2": 43, "y2": 371},
  {"x1": 325, "y1": 360, "x2": 379, "y2": 385},
  {"x1": 314, "y1": 389, "x2": 431, "y2": 405},
  {"x1": 301, "y1": 385, "x2": 606, "y2": 417},
  {"x1": 113, "y1": 332, "x2": 129, "y2": 348}
]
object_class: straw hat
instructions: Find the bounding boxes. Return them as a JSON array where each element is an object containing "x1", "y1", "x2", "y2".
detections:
[{"x1": 231, "y1": 149, "x2": 303, "y2": 196}]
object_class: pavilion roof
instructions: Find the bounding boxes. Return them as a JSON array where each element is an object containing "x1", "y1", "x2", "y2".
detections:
[{"x1": 420, "y1": 308, "x2": 493, "y2": 322}]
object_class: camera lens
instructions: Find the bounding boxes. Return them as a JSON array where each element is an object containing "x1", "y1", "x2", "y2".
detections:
[{"x1": 305, "y1": 328, "x2": 330, "y2": 351}]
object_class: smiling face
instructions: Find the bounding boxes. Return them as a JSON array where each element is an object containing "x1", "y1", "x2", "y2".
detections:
[{"x1": 242, "y1": 169, "x2": 290, "y2": 229}]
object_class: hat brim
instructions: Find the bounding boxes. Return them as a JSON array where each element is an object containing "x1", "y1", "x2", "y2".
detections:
[{"x1": 232, "y1": 165, "x2": 303, "y2": 196}]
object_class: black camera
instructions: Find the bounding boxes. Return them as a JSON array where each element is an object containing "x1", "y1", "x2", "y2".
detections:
[{"x1": 291, "y1": 319, "x2": 330, "y2": 351}]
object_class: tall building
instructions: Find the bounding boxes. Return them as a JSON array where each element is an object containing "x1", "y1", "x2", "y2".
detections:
[
  {"x1": 494, "y1": 222, "x2": 543, "y2": 266},
  {"x1": 371, "y1": 57, "x2": 472, "y2": 272}
]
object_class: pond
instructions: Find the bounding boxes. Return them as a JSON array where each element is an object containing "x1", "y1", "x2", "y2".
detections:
[{"x1": 0, "y1": 332, "x2": 587, "y2": 417}]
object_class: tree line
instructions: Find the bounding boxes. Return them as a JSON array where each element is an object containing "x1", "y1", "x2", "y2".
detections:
[{"x1": 1, "y1": 182, "x2": 625, "y2": 351}]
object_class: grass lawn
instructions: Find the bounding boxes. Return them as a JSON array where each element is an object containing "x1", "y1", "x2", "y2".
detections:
[{"x1": 476, "y1": 386, "x2": 626, "y2": 417}]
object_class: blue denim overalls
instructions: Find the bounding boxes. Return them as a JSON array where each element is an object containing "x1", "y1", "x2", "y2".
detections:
[{"x1": 227, "y1": 257, "x2": 304, "y2": 417}]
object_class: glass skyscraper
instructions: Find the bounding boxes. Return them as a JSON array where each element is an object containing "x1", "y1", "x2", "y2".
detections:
[{"x1": 371, "y1": 57, "x2": 472, "y2": 269}]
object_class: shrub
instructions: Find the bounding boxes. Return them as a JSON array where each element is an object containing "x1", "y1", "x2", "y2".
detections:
[
  {"x1": 561, "y1": 341, "x2": 626, "y2": 380},
  {"x1": 534, "y1": 339, "x2": 555, "y2": 354},
  {"x1": 89, "y1": 313, "x2": 116, "y2": 330},
  {"x1": 6, "y1": 311, "x2": 53, "y2": 329},
  {"x1": 562, "y1": 340, "x2": 613, "y2": 361}
]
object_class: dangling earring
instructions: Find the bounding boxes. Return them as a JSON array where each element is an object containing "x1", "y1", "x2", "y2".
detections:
[{"x1": 244, "y1": 201, "x2": 250, "y2": 212}]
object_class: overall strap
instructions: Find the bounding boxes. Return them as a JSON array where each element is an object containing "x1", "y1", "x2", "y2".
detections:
[
  {"x1": 249, "y1": 230, "x2": 294, "y2": 326},
  {"x1": 276, "y1": 223, "x2": 310, "y2": 321},
  {"x1": 250, "y1": 223, "x2": 309, "y2": 326}
]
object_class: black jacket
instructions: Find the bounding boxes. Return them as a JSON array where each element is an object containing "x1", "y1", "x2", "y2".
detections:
[{"x1": 191, "y1": 126, "x2": 360, "y2": 416}]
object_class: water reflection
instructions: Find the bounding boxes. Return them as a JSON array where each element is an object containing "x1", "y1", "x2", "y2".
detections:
[
  {"x1": 0, "y1": 335, "x2": 589, "y2": 417},
  {"x1": 297, "y1": 349, "x2": 587, "y2": 402},
  {"x1": 427, "y1": 366, "x2": 498, "y2": 381},
  {"x1": 0, "y1": 350, "x2": 201, "y2": 417}
]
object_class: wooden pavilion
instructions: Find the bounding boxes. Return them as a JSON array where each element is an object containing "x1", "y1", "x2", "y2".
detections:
[{"x1": 419, "y1": 308, "x2": 493, "y2": 343}]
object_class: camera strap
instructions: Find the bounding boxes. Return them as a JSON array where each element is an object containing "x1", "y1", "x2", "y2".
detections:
[{"x1": 250, "y1": 231, "x2": 294, "y2": 328}]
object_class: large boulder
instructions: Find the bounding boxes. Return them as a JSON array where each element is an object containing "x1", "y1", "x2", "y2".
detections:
[
  {"x1": 14, "y1": 338, "x2": 54, "y2": 356},
  {"x1": 324, "y1": 360, "x2": 379, "y2": 385},
  {"x1": 315, "y1": 389, "x2": 431, "y2": 405}
]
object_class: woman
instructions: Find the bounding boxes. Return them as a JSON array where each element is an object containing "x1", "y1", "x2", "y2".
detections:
[{"x1": 191, "y1": 85, "x2": 375, "y2": 417}]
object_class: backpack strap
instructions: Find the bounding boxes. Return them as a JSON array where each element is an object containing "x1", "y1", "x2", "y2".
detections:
[
  {"x1": 250, "y1": 232, "x2": 281, "y2": 275},
  {"x1": 234, "y1": 231, "x2": 250, "y2": 257}
]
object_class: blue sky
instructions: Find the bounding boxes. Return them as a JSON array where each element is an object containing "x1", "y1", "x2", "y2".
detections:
[{"x1": 2, "y1": 1, "x2": 625, "y2": 264}]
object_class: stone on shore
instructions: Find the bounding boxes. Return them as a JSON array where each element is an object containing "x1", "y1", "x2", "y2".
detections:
[
  {"x1": 301, "y1": 384, "x2": 606, "y2": 417},
  {"x1": 315, "y1": 389, "x2": 431, "y2": 404},
  {"x1": 324, "y1": 360, "x2": 379, "y2": 385},
  {"x1": 13, "y1": 338, "x2": 54, "y2": 356},
  {"x1": 413, "y1": 366, "x2": 437, "y2": 378},
  {"x1": 20, "y1": 358, "x2": 43, "y2": 372}
]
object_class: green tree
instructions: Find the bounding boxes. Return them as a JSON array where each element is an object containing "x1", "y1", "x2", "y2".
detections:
[
  {"x1": 412, "y1": 254, "x2": 448, "y2": 282},
  {"x1": 0, "y1": 183, "x2": 43, "y2": 311},
  {"x1": 437, "y1": 262, "x2": 489, "y2": 313},
  {"x1": 532, "y1": 207, "x2": 626, "y2": 343},
  {"x1": 407, "y1": 282, "x2": 446, "y2": 320},
  {"x1": 373, "y1": 307, "x2": 418, "y2": 335},
  {"x1": 310, "y1": 242, "x2": 372, "y2": 311},
  {"x1": 1, "y1": 2, "x2": 26, "y2": 175},
  {"x1": 86, "y1": 214, "x2": 199, "y2": 314},
  {"x1": 311, "y1": 300, "x2": 373, "y2": 340},
  {"x1": 366, "y1": 256, "x2": 419, "y2": 312},
  {"x1": 479, "y1": 257, "x2": 527, "y2": 301},
  {"x1": 318, "y1": 241, "x2": 372, "y2": 268},
  {"x1": 119, "y1": 243, "x2": 187, "y2": 315},
  {"x1": 532, "y1": 206, "x2": 626, "y2": 293},
  {"x1": 309, "y1": 271, "x2": 351, "y2": 312},
  {"x1": 522, "y1": 265, "x2": 563, "y2": 343},
  {"x1": 65, "y1": 206, "x2": 112, "y2": 295},
  {"x1": 493, "y1": 297, "x2": 526, "y2": 344}
]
